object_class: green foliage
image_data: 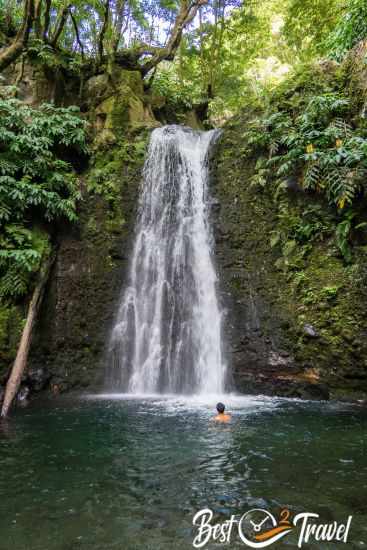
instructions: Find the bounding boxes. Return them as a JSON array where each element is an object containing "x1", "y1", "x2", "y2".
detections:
[
  {"x1": 239, "y1": 61, "x2": 367, "y2": 265},
  {"x1": 153, "y1": 0, "x2": 367, "y2": 119},
  {"x1": 246, "y1": 90, "x2": 367, "y2": 210},
  {"x1": 333, "y1": 210, "x2": 364, "y2": 263},
  {"x1": 336, "y1": 218, "x2": 352, "y2": 263},
  {"x1": 326, "y1": 0, "x2": 367, "y2": 60},
  {"x1": 0, "y1": 92, "x2": 88, "y2": 297},
  {"x1": 320, "y1": 285, "x2": 340, "y2": 300},
  {"x1": 270, "y1": 202, "x2": 332, "y2": 270},
  {"x1": 88, "y1": 139, "x2": 145, "y2": 196},
  {"x1": 0, "y1": 227, "x2": 50, "y2": 297},
  {"x1": 152, "y1": 0, "x2": 292, "y2": 120},
  {"x1": 151, "y1": 65, "x2": 195, "y2": 109},
  {"x1": 283, "y1": 0, "x2": 343, "y2": 60}
]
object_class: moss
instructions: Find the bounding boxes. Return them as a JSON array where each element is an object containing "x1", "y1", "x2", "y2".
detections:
[
  {"x1": 31, "y1": 226, "x2": 52, "y2": 269},
  {"x1": 30, "y1": 126, "x2": 152, "y2": 391},
  {"x1": 0, "y1": 226, "x2": 50, "y2": 378},
  {"x1": 112, "y1": 69, "x2": 144, "y2": 96},
  {"x1": 110, "y1": 94, "x2": 131, "y2": 134},
  {"x1": 0, "y1": 303, "x2": 24, "y2": 375},
  {"x1": 343, "y1": 40, "x2": 367, "y2": 113},
  {"x1": 214, "y1": 65, "x2": 367, "y2": 397},
  {"x1": 91, "y1": 69, "x2": 158, "y2": 147}
]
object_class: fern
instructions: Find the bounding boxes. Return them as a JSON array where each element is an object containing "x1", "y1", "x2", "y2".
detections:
[
  {"x1": 0, "y1": 96, "x2": 87, "y2": 297},
  {"x1": 269, "y1": 140, "x2": 280, "y2": 158},
  {"x1": 304, "y1": 162, "x2": 323, "y2": 190},
  {"x1": 0, "y1": 267, "x2": 29, "y2": 297},
  {"x1": 327, "y1": 167, "x2": 363, "y2": 207},
  {"x1": 246, "y1": 89, "x2": 367, "y2": 214},
  {"x1": 328, "y1": 118, "x2": 353, "y2": 139}
]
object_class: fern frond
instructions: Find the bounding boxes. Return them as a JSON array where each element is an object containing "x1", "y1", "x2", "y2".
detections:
[
  {"x1": 269, "y1": 140, "x2": 280, "y2": 158},
  {"x1": 304, "y1": 162, "x2": 322, "y2": 190},
  {"x1": 329, "y1": 118, "x2": 353, "y2": 139},
  {"x1": 0, "y1": 267, "x2": 29, "y2": 297},
  {"x1": 327, "y1": 167, "x2": 361, "y2": 206}
]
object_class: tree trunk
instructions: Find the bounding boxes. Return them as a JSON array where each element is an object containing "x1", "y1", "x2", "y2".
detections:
[
  {"x1": 98, "y1": 0, "x2": 110, "y2": 65},
  {"x1": 43, "y1": 0, "x2": 52, "y2": 41},
  {"x1": 112, "y1": 0, "x2": 126, "y2": 53},
  {"x1": 34, "y1": 0, "x2": 43, "y2": 38},
  {"x1": 141, "y1": 0, "x2": 208, "y2": 75},
  {"x1": 50, "y1": 3, "x2": 71, "y2": 48},
  {"x1": 0, "y1": 0, "x2": 35, "y2": 73},
  {"x1": 1, "y1": 254, "x2": 54, "y2": 418},
  {"x1": 70, "y1": 10, "x2": 85, "y2": 59}
]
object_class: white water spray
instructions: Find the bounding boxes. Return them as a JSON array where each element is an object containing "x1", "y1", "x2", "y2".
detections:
[{"x1": 107, "y1": 125, "x2": 226, "y2": 394}]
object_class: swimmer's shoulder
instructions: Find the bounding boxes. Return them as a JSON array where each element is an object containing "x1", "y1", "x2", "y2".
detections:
[{"x1": 213, "y1": 414, "x2": 232, "y2": 423}]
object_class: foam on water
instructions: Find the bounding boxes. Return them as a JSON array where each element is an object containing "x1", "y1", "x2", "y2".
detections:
[{"x1": 83, "y1": 392, "x2": 282, "y2": 416}]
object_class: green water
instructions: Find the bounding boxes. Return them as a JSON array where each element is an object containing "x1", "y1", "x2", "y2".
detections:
[{"x1": 0, "y1": 394, "x2": 366, "y2": 550}]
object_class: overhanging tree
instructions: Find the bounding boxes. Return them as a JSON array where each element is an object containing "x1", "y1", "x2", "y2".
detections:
[{"x1": 0, "y1": 0, "x2": 209, "y2": 76}]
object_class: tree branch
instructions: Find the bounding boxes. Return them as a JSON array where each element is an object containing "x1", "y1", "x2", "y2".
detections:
[
  {"x1": 70, "y1": 10, "x2": 85, "y2": 59},
  {"x1": 34, "y1": 0, "x2": 42, "y2": 38},
  {"x1": 112, "y1": 0, "x2": 126, "y2": 53},
  {"x1": 72, "y1": 0, "x2": 207, "y2": 78},
  {"x1": 50, "y1": 3, "x2": 71, "y2": 48},
  {"x1": 140, "y1": 0, "x2": 209, "y2": 75},
  {"x1": 0, "y1": 0, "x2": 35, "y2": 73},
  {"x1": 42, "y1": 0, "x2": 52, "y2": 42},
  {"x1": 98, "y1": 0, "x2": 110, "y2": 65}
]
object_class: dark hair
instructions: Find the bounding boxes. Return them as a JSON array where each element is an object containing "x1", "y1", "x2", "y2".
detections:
[{"x1": 216, "y1": 402, "x2": 225, "y2": 414}]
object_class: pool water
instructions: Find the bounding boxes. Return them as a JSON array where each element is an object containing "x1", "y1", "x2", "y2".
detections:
[{"x1": 0, "y1": 394, "x2": 366, "y2": 550}]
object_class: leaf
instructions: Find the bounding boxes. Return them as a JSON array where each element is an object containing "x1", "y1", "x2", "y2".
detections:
[
  {"x1": 283, "y1": 239, "x2": 297, "y2": 257},
  {"x1": 0, "y1": 96, "x2": 86, "y2": 296},
  {"x1": 270, "y1": 232, "x2": 281, "y2": 248}
]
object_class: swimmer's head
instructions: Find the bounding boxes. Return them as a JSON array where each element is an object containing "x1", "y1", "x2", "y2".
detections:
[{"x1": 216, "y1": 402, "x2": 225, "y2": 414}]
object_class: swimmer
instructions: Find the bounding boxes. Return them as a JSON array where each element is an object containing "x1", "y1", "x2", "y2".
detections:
[{"x1": 213, "y1": 402, "x2": 231, "y2": 423}]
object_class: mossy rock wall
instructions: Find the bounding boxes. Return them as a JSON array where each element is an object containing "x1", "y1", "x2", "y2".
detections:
[
  {"x1": 28, "y1": 68, "x2": 157, "y2": 392},
  {"x1": 29, "y1": 131, "x2": 150, "y2": 391},
  {"x1": 213, "y1": 117, "x2": 367, "y2": 400}
]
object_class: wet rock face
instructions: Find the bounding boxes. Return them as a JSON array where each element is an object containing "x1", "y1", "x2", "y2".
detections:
[
  {"x1": 29, "y1": 128, "x2": 150, "y2": 392},
  {"x1": 303, "y1": 324, "x2": 319, "y2": 339},
  {"x1": 31, "y1": 175, "x2": 141, "y2": 391},
  {"x1": 27, "y1": 367, "x2": 51, "y2": 392},
  {"x1": 210, "y1": 139, "x2": 305, "y2": 397},
  {"x1": 211, "y1": 151, "x2": 314, "y2": 398},
  {"x1": 212, "y1": 122, "x2": 367, "y2": 401},
  {"x1": 23, "y1": 68, "x2": 157, "y2": 394},
  {"x1": 1, "y1": 59, "x2": 80, "y2": 106},
  {"x1": 17, "y1": 385, "x2": 30, "y2": 404}
]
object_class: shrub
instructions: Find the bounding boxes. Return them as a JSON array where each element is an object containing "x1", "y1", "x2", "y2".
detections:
[{"x1": 0, "y1": 91, "x2": 88, "y2": 296}]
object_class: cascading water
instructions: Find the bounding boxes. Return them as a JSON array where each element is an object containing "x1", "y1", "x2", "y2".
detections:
[{"x1": 107, "y1": 125, "x2": 226, "y2": 395}]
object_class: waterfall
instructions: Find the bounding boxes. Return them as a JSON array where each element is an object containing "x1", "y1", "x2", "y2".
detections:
[{"x1": 107, "y1": 125, "x2": 226, "y2": 395}]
